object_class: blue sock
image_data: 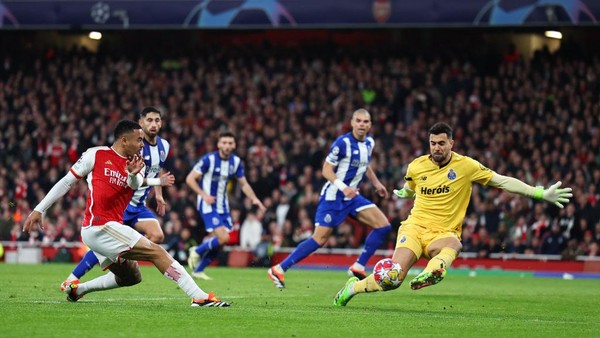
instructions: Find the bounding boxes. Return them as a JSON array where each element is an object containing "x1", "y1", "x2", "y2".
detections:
[
  {"x1": 194, "y1": 247, "x2": 219, "y2": 273},
  {"x1": 72, "y1": 250, "x2": 99, "y2": 279},
  {"x1": 356, "y1": 225, "x2": 392, "y2": 266},
  {"x1": 280, "y1": 238, "x2": 321, "y2": 272},
  {"x1": 195, "y1": 237, "x2": 219, "y2": 256}
]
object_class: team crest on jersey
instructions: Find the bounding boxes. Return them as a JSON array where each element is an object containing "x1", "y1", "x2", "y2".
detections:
[
  {"x1": 160, "y1": 150, "x2": 167, "y2": 162},
  {"x1": 324, "y1": 214, "x2": 332, "y2": 223},
  {"x1": 400, "y1": 236, "x2": 407, "y2": 243},
  {"x1": 332, "y1": 146, "x2": 340, "y2": 155},
  {"x1": 447, "y1": 168, "x2": 457, "y2": 180},
  {"x1": 212, "y1": 217, "x2": 220, "y2": 225}
]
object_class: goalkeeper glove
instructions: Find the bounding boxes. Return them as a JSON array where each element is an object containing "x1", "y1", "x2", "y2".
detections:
[
  {"x1": 533, "y1": 181, "x2": 573, "y2": 208},
  {"x1": 393, "y1": 187, "x2": 415, "y2": 199}
]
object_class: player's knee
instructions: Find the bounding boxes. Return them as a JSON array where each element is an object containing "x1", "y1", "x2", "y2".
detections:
[
  {"x1": 116, "y1": 269, "x2": 142, "y2": 286},
  {"x1": 218, "y1": 232, "x2": 229, "y2": 245},
  {"x1": 147, "y1": 232, "x2": 165, "y2": 244},
  {"x1": 130, "y1": 268, "x2": 143, "y2": 285}
]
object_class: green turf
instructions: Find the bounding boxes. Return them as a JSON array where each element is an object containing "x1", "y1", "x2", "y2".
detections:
[{"x1": 1, "y1": 263, "x2": 598, "y2": 337}]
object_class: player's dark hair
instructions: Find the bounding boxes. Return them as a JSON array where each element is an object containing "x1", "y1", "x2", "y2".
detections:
[
  {"x1": 114, "y1": 120, "x2": 142, "y2": 139},
  {"x1": 139, "y1": 106, "x2": 162, "y2": 119},
  {"x1": 219, "y1": 131, "x2": 236, "y2": 142},
  {"x1": 429, "y1": 122, "x2": 453, "y2": 139}
]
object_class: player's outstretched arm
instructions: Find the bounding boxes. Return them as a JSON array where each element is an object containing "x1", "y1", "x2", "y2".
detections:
[
  {"x1": 488, "y1": 174, "x2": 573, "y2": 208},
  {"x1": 23, "y1": 172, "x2": 79, "y2": 233}
]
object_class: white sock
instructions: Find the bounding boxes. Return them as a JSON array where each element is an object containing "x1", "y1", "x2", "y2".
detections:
[
  {"x1": 273, "y1": 265, "x2": 284, "y2": 274},
  {"x1": 67, "y1": 273, "x2": 78, "y2": 282},
  {"x1": 78, "y1": 272, "x2": 119, "y2": 296},
  {"x1": 164, "y1": 261, "x2": 208, "y2": 300},
  {"x1": 352, "y1": 262, "x2": 365, "y2": 271}
]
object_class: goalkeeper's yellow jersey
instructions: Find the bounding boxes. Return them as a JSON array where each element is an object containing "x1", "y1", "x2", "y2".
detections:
[{"x1": 402, "y1": 151, "x2": 495, "y2": 233}]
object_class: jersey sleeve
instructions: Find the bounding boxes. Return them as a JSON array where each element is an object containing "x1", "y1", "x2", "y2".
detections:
[
  {"x1": 70, "y1": 148, "x2": 97, "y2": 179},
  {"x1": 192, "y1": 155, "x2": 210, "y2": 174},
  {"x1": 404, "y1": 162, "x2": 417, "y2": 190},
  {"x1": 467, "y1": 157, "x2": 496, "y2": 185},
  {"x1": 236, "y1": 157, "x2": 245, "y2": 178},
  {"x1": 161, "y1": 139, "x2": 171, "y2": 161},
  {"x1": 368, "y1": 136, "x2": 375, "y2": 156},
  {"x1": 325, "y1": 137, "x2": 347, "y2": 166}
]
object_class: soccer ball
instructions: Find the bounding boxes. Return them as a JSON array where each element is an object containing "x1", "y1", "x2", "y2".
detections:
[{"x1": 373, "y1": 258, "x2": 402, "y2": 290}]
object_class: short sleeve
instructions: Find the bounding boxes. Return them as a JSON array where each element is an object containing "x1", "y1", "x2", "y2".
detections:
[
  {"x1": 325, "y1": 137, "x2": 347, "y2": 166},
  {"x1": 236, "y1": 158, "x2": 245, "y2": 178},
  {"x1": 193, "y1": 155, "x2": 210, "y2": 174},
  {"x1": 70, "y1": 148, "x2": 97, "y2": 179},
  {"x1": 404, "y1": 162, "x2": 416, "y2": 189},
  {"x1": 468, "y1": 157, "x2": 496, "y2": 185}
]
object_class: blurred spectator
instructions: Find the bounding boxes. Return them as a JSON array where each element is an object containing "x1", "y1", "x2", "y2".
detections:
[
  {"x1": 540, "y1": 224, "x2": 567, "y2": 255},
  {"x1": 561, "y1": 239, "x2": 584, "y2": 260},
  {"x1": 240, "y1": 206, "x2": 264, "y2": 251}
]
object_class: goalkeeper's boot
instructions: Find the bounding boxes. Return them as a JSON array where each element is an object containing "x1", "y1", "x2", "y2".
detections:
[
  {"x1": 191, "y1": 271, "x2": 213, "y2": 280},
  {"x1": 333, "y1": 276, "x2": 358, "y2": 307},
  {"x1": 347, "y1": 266, "x2": 367, "y2": 280},
  {"x1": 64, "y1": 281, "x2": 82, "y2": 302},
  {"x1": 409, "y1": 268, "x2": 446, "y2": 290},
  {"x1": 191, "y1": 293, "x2": 230, "y2": 307},
  {"x1": 187, "y1": 246, "x2": 200, "y2": 271},
  {"x1": 267, "y1": 267, "x2": 285, "y2": 289},
  {"x1": 60, "y1": 278, "x2": 79, "y2": 292}
]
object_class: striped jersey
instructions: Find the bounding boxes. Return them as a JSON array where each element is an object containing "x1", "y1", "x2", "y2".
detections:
[
  {"x1": 320, "y1": 132, "x2": 374, "y2": 204},
  {"x1": 129, "y1": 136, "x2": 170, "y2": 208},
  {"x1": 192, "y1": 151, "x2": 245, "y2": 214},
  {"x1": 70, "y1": 146, "x2": 135, "y2": 226}
]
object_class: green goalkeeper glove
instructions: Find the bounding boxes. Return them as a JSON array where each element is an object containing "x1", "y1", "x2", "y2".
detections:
[
  {"x1": 533, "y1": 181, "x2": 573, "y2": 208},
  {"x1": 393, "y1": 188, "x2": 415, "y2": 199}
]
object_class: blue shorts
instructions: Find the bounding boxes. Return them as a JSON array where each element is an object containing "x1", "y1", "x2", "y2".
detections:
[
  {"x1": 200, "y1": 210, "x2": 233, "y2": 232},
  {"x1": 314, "y1": 195, "x2": 375, "y2": 228},
  {"x1": 123, "y1": 205, "x2": 157, "y2": 228}
]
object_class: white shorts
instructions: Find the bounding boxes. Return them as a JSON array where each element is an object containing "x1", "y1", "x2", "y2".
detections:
[{"x1": 81, "y1": 221, "x2": 144, "y2": 270}]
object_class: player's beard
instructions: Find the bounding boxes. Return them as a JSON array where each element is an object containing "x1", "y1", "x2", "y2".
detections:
[
  {"x1": 431, "y1": 152, "x2": 447, "y2": 164},
  {"x1": 219, "y1": 149, "x2": 232, "y2": 159}
]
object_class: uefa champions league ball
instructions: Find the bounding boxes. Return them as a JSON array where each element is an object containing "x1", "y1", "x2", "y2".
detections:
[{"x1": 373, "y1": 258, "x2": 402, "y2": 290}]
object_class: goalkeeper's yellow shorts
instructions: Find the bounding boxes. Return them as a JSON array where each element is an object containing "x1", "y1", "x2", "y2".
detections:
[{"x1": 395, "y1": 223, "x2": 459, "y2": 259}]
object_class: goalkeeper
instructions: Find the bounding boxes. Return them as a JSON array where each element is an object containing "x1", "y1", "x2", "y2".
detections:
[{"x1": 334, "y1": 122, "x2": 572, "y2": 306}]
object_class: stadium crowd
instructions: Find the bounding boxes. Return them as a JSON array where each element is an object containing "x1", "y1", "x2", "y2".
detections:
[{"x1": 1, "y1": 41, "x2": 599, "y2": 263}]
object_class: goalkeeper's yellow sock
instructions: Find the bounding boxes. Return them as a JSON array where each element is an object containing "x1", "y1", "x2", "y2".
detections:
[
  {"x1": 352, "y1": 274, "x2": 384, "y2": 294},
  {"x1": 424, "y1": 247, "x2": 458, "y2": 272}
]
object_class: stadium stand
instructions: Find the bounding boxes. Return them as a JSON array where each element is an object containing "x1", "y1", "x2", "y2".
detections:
[{"x1": 1, "y1": 31, "x2": 599, "y2": 265}]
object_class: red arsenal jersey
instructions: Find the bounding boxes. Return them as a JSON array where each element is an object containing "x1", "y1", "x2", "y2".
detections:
[{"x1": 70, "y1": 146, "x2": 135, "y2": 226}]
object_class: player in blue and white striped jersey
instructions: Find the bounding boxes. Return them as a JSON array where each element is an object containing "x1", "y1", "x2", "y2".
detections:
[
  {"x1": 122, "y1": 107, "x2": 171, "y2": 243},
  {"x1": 60, "y1": 107, "x2": 174, "y2": 290},
  {"x1": 268, "y1": 109, "x2": 392, "y2": 288},
  {"x1": 186, "y1": 131, "x2": 266, "y2": 280}
]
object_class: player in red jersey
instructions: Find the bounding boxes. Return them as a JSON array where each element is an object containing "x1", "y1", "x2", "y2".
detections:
[{"x1": 23, "y1": 120, "x2": 229, "y2": 307}]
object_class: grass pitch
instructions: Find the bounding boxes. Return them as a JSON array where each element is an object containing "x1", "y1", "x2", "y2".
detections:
[{"x1": 1, "y1": 263, "x2": 598, "y2": 337}]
